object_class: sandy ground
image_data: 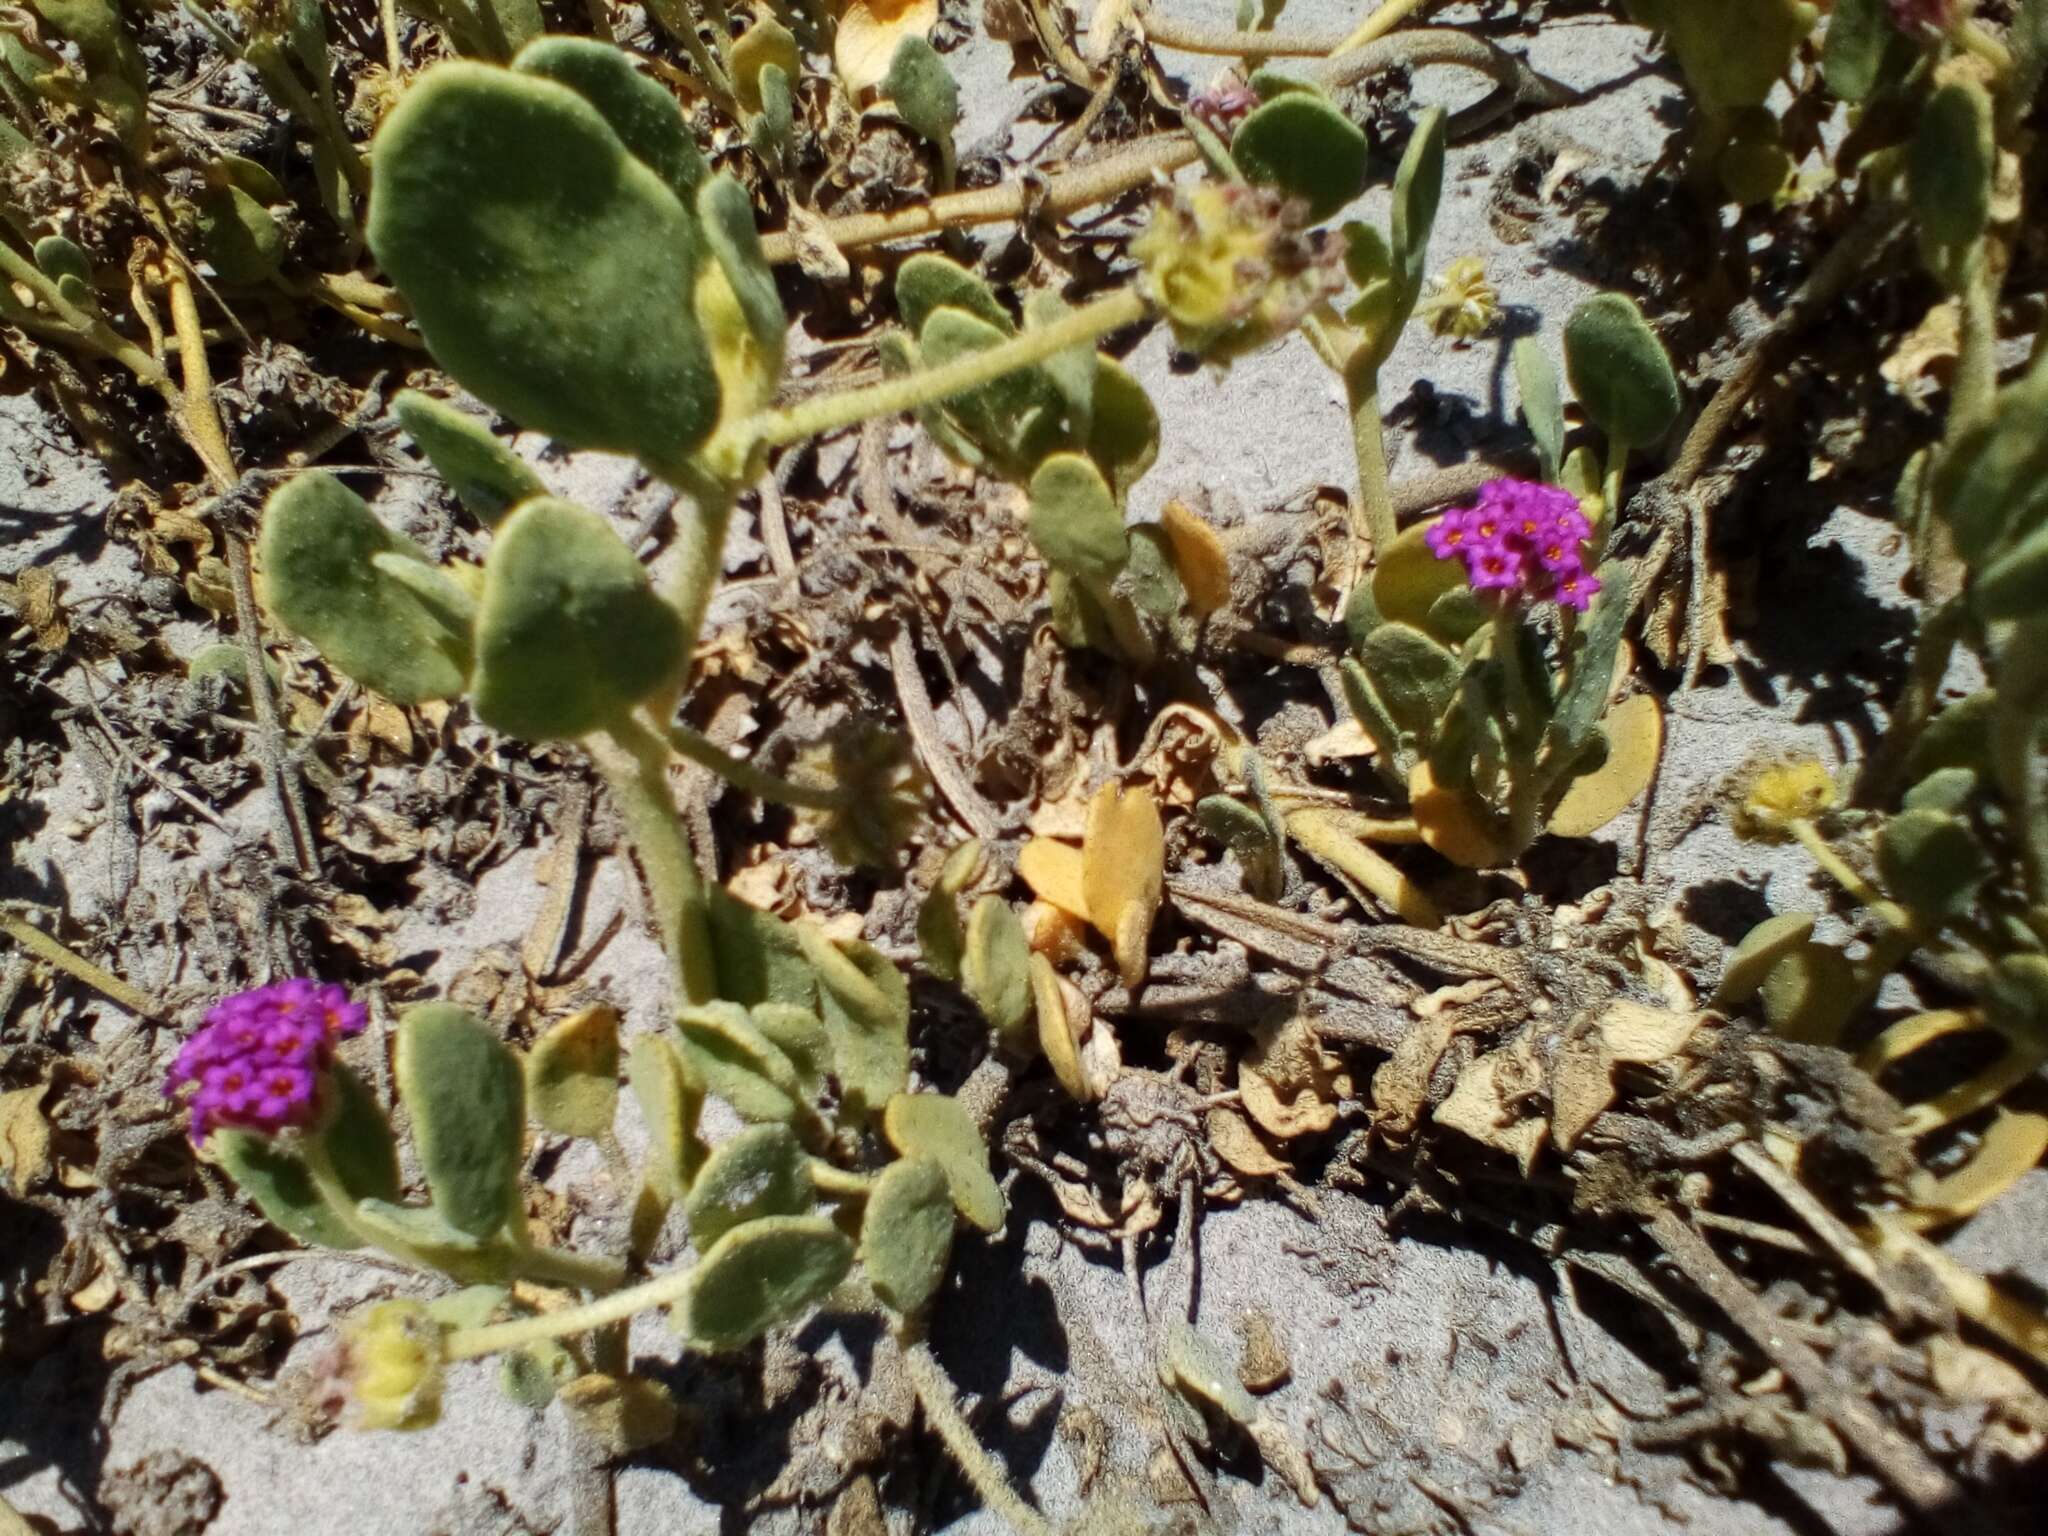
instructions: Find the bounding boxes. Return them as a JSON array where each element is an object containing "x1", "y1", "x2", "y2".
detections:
[{"x1": 4, "y1": 3, "x2": 2036, "y2": 1534}]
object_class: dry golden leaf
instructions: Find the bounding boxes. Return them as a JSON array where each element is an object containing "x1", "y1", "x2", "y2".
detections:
[
  {"x1": 1434, "y1": 1036, "x2": 1546, "y2": 1173},
  {"x1": 350, "y1": 693, "x2": 415, "y2": 757},
  {"x1": 12, "y1": 567, "x2": 67, "y2": 651},
  {"x1": 1030, "y1": 953, "x2": 1096, "y2": 1101},
  {"x1": 1240, "y1": 1016, "x2": 1350, "y2": 1139},
  {"x1": 1548, "y1": 693, "x2": 1664, "y2": 838},
  {"x1": 1880, "y1": 299, "x2": 1960, "y2": 402},
  {"x1": 1159, "y1": 500, "x2": 1231, "y2": 616},
  {"x1": 1023, "y1": 899, "x2": 1088, "y2": 962},
  {"x1": 1548, "y1": 1041, "x2": 1613, "y2": 1152},
  {"x1": 1407, "y1": 761, "x2": 1508, "y2": 868},
  {"x1": 1599, "y1": 999, "x2": 1702, "y2": 1063},
  {"x1": 835, "y1": 0, "x2": 938, "y2": 95},
  {"x1": 69, "y1": 1265, "x2": 119, "y2": 1313},
  {"x1": 1905, "y1": 1110, "x2": 2048, "y2": 1227},
  {"x1": 1082, "y1": 782, "x2": 1164, "y2": 989},
  {"x1": 1207, "y1": 1106, "x2": 1289, "y2": 1177},
  {"x1": 1368, "y1": 1012, "x2": 1459, "y2": 1137},
  {"x1": 1304, "y1": 717, "x2": 1378, "y2": 764},
  {"x1": 0, "y1": 1083, "x2": 52, "y2": 1193},
  {"x1": 1018, "y1": 838, "x2": 1089, "y2": 921}
]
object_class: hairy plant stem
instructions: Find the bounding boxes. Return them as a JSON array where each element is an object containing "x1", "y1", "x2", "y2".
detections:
[
  {"x1": 1342, "y1": 361, "x2": 1398, "y2": 558},
  {"x1": 664, "y1": 722, "x2": 844, "y2": 810},
  {"x1": 757, "y1": 132, "x2": 1198, "y2": 263},
  {"x1": 165, "y1": 259, "x2": 238, "y2": 491},
  {"x1": 1329, "y1": 0, "x2": 1439, "y2": 56},
  {"x1": 1284, "y1": 807, "x2": 1441, "y2": 927},
  {"x1": 1786, "y1": 819, "x2": 1918, "y2": 934},
  {"x1": 0, "y1": 911, "x2": 161, "y2": 1018},
  {"x1": 299, "y1": 1136, "x2": 626, "y2": 1292},
  {"x1": 443, "y1": 1261, "x2": 701, "y2": 1360},
  {"x1": 899, "y1": 1336, "x2": 1054, "y2": 1536},
  {"x1": 660, "y1": 474, "x2": 736, "y2": 696},
  {"x1": 741, "y1": 286, "x2": 1150, "y2": 451},
  {"x1": 1950, "y1": 246, "x2": 2000, "y2": 438},
  {"x1": 591, "y1": 717, "x2": 718, "y2": 1006}
]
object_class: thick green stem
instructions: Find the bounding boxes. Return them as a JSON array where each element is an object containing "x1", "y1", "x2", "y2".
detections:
[
  {"x1": 661, "y1": 474, "x2": 736, "y2": 690},
  {"x1": 1342, "y1": 360, "x2": 1397, "y2": 558},
  {"x1": 1951, "y1": 247, "x2": 2000, "y2": 439},
  {"x1": 0, "y1": 242, "x2": 168, "y2": 387},
  {"x1": 445, "y1": 1261, "x2": 698, "y2": 1361},
  {"x1": 900, "y1": 1336, "x2": 1054, "y2": 1536},
  {"x1": 592, "y1": 718, "x2": 718, "y2": 1006},
  {"x1": 666, "y1": 722, "x2": 844, "y2": 810},
  {"x1": 499, "y1": 1234, "x2": 628, "y2": 1294},
  {"x1": 737, "y1": 286, "x2": 1150, "y2": 452}
]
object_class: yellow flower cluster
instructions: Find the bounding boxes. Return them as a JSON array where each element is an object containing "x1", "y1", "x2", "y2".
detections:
[{"x1": 1733, "y1": 757, "x2": 1837, "y2": 841}]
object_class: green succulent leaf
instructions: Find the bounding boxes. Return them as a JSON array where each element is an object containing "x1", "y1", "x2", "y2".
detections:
[
  {"x1": 1564, "y1": 294, "x2": 1681, "y2": 450},
  {"x1": 1759, "y1": 941, "x2": 1858, "y2": 1047},
  {"x1": 797, "y1": 927, "x2": 911, "y2": 1129},
  {"x1": 684, "y1": 1123, "x2": 814, "y2": 1250},
  {"x1": 1338, "y1": 655, "x2": 1407, "y2": 774},
  {"x1": 500, "y1": 1339, "x2": 579, "y2": 1408},
  {"x1": 367, "y1": 60, "x2": 718, "y2": 474},
  {"x1": 898, "y1": 253, "x2": 1011, "y2": 336},
  {"x1": 1932, "y1": 350, "x2": 2048, "y2": 565},
  {"x1": 696, "y1": 172, "x2": 789, "y2": 427},
  {"x1": 1030, "y1": 452, "x2": 1129, "y2": 587},
  {"x1": 673, "y1": 1001, "x2": 815, "y2": 1133},
  {"x1": 749, "y1": 1003, "x2": 835, "y2": 1096},
  {"x1": 1195, "y1": 794, "x2": 1284, "y2": 901},
  {"x1": 1361, "y1": 621, "x2": 1460, "y2": 745},
  {"x1": 1547, "y1": 561, "x2": 1632, "y2": 756},
  {"x1": 628, "y1": 1034, "x2": 706, "y2": 1202},
  {"x1": 917, "y1": 840, "x2": 983, "y2": 983},
  {"x1": 961, "y1": 895, "x2": 1034, "y2": 1050},
  {"x1": 1087, "y1": 356, "x2": 1161, "y2": 498},
  {"x1": 1230, "y1": 92, "x2": 1368, "y2": 224},
  {"x1": 525, "y1": 1005, "x2": 621, "y2": 1141},
  {"x1": 706, "y1": 885, "x2": 820, "y2": 1011},
  {"x1": 513, "y1": 35, "x2": 708, "y2": 206},
  {"x1": 257, "y1": 471, "x2": 473, "y2": 705},
  {"x1": 471, "y1": 497, "x2": 685, "y2": 741},
  {"x1": 212, "y1": 1133, "x2": 355, "y2": 1249},
  {"x1": 860, "y1": 1156, "x2": 955, "y2": 1316},
  {"x1": 1910, "y1": 80, "x2": 1995, "y2": 262},
  {"x1": 917, "y1": 305, "x2": 1074, "y2": 477},
  {"x1": 680, "y1": 1215, "x2": 854, "y2": 1351},
  {"x1": 1621, "y1": 0, "x2": 1818, "y2": 115},
  {"x1": 1390, "y1": 106, "x2": 1446, "y2": 297},
  {"x1": 882, "y1": 1092, "x2": 1003, "y2": 1233},
  {"x1": 882, "y1": 35, "x2": 959, "y2": 150},
  {"x1": 396, "y1": 1004, "x2": 527, "y2": 1238},
  {"x1": 1512, "y1": 338, "x2": 1565, "y2": 483},
  {"x1": 1878, "y1": 808, "x2": 1991, "y2": 919},
  {"x1": 352, "y1": 1198, "x2": 501, "y2": 1280},
  {"x1": 1902, "y1": 766, "x2": 1979, "y2": 817},
  {"x1": 392, "y1": 389, "x2": 546, "y2": 529},
  {"x1": 1822, "y1": 0, "x2": 1900, "y2": 102}
]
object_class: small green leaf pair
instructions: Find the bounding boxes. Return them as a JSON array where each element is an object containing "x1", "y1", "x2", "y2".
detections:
[
  {"x1": 258, "y1": 468, "x2": 684, "y2": 741},
  {"x1": 1335, "y1": 105, "x2": 1446, "y2": 373},
  {"x1": 1510, "y1": 293, "x2": 1683, "y2": 484}
]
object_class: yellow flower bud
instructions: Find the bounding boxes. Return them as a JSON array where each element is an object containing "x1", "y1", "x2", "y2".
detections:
[
  {"x1": 347, "y1": 1300, "x2": 445, "y2": 1431},
  {"x1": 1130, "y1": 183, "x2": 1342, "y2": 364},
  {"x1": 1418, "y1": 257, "x2": 1498, "y2": 340},
  {"x1": 1733, "y1": 758, "x2": 1837, "y2": 842}
]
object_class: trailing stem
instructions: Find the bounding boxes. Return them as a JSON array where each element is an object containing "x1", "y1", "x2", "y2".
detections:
[
  {"x1": 739, "y1": 286, "x2": 1151, "y2": 451},
  {"x1": 899, "y1": 1336, "x2": 1055, "y2": 1536},
  {"x1": 591, "y1": 717, "x2": 719, "y2": 1006}
]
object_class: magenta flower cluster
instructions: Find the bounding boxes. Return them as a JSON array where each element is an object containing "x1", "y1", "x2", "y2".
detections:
[
  {"x1": 165, "y1": 979, "x2": 366, "y2": 1145},
  {"x1": 1888, "y1": 0, "x2": 1953, "y2": 35},
  {"x1": 1425, "y1": 478, "x2": 1601, "y2": 612}
]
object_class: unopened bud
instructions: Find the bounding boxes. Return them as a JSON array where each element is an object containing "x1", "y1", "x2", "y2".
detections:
[
  {"x1": 1131, "y1": 183, "x2": 1343, "y2": 364},
  {"x1": 345, "y1": 1300, "x2": 445, "y2": 1431}
]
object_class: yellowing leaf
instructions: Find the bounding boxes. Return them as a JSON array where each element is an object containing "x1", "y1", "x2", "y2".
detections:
[
  {"x1": 1207, "y1": 1106, "x2": 1289, "y2": 1177},
  {"x1": 1548, "y1": 693, "x2": 1664, "y2": 838},
  {"x1": 1160, "y1": 500, "x2": 1231, "y2": 616},
  {"x1": 1030, "y1": 953, "x2": 1095, "y2": 1101},
  {"x1": 731, "y1": 17, "x2": 800, "y2": 116},
  {"x1": 834, "y1": 0, "x2": 937, "y2": 96},
  {"x1": 1904, "y1": 1110, "x2": 2048, "y2": 1228},
  {"x1": 1081, "y1": 782, "x2": 1164, "y2": 990},
  {"x1": 525, "y1": 1003, "x2": 621, "y2": 1141},
  {"x1": 1407, "y1": 761, "x2": 1508, "y2": 868},
  {"x1": 1018, "y1": 838, "x2": 1089, "y2": 921}
]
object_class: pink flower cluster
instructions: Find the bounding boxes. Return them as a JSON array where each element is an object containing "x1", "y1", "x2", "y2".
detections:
[
  {"x1": 165, "y1": 979, "x2": 366, "y2": 1145},
  {"x1": 1426, "y1": 478, "x2": 1601, "y2": 611},
  {"x1": 1888, "y1": 0, "x2": 1953, "y2": 35}
]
